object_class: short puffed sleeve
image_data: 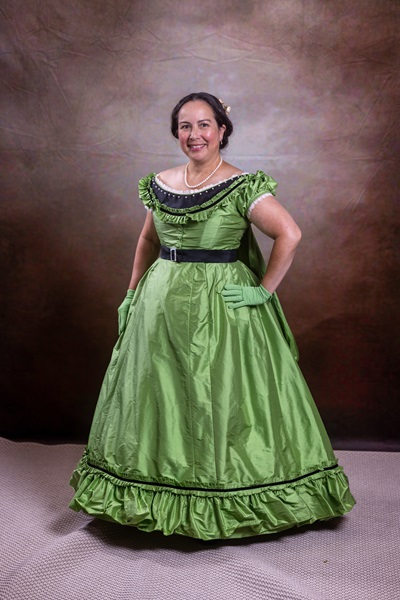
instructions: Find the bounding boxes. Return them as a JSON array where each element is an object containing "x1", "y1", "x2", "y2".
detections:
[
  {"x1": 238, "y1": 170, "x2": 278, "y2": 219},
  {"x1": 138, "y1": 172, "x2": 157, "y2": 211}
]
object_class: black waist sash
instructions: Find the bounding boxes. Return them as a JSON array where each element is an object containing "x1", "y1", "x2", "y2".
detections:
[{"x1": 160, "y1": 246, "x2": 238, "y2": 263}]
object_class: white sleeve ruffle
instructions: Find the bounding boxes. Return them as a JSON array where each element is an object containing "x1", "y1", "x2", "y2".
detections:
[{"x1": 246, "y1": 193, "x2": 273, "y2": 220}]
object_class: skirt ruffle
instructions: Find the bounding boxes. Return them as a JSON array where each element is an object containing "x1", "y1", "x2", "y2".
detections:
[{"x1": 69, "y1": 451, "x2": 355, "y2": 540}]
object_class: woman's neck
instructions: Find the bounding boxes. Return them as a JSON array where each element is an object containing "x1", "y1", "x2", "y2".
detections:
[{"x1": 185, "y1": 156, "x2": 223, "y2": 189}]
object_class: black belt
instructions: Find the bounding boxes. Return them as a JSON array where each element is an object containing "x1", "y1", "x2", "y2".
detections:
[{"x1": 160, "y1": 246, "x2": 238, "y2": 263}]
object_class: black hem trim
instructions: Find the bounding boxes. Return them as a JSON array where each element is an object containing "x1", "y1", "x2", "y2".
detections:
[{"x1": 86, "y1": 460, "x2": 339, "y2": 493}]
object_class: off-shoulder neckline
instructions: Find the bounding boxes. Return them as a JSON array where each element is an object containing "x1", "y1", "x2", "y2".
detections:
[{"x1": 154, "y1": 172, "x2": 249, "y2": 195}]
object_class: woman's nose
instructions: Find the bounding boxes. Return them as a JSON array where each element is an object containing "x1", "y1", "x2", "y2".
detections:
[{"x1": 189, "y1": 126, "x2": 200, "y2": 138}]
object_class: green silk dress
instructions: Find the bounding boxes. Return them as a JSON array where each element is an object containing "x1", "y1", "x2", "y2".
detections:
[{"x1": 69, "y1": 171, "x2": 356, "y2": 540}]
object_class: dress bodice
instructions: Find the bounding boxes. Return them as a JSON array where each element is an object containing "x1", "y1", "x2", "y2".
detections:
[{"x1": 138, "y1": 171, "x2": 278, "y2": 250}]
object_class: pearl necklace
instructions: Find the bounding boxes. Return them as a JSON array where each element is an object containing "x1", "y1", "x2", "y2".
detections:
[{"x1": 184, "y1": 157, "x2": 223, "y2": 189}]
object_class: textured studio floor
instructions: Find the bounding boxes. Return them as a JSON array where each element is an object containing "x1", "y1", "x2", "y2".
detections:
[{"x1": 0, "y1": 437, "x2": 398, "y2": 600}]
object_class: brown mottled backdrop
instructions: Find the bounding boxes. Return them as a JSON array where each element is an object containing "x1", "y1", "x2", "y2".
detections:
[{"x1": 1, "y1": 1, "x2": 399, "y2": 448}]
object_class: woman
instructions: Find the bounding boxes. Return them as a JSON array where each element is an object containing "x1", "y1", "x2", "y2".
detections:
[{"x1": 69, "y1": 92, "x2": 355, "y2": 541}]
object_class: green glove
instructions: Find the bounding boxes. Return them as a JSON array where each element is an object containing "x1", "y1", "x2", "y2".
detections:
[
  {"x1": 221, "y1": 284, "x2": 272, "y2": 309},
  {"x1": 118, "y1": 289, "x2": 135, "y2": 335}
]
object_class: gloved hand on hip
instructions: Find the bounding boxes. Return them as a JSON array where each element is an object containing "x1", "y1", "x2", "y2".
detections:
[
  {"x1": 118, "y1": 289, "x2": 135, "y2": 335},
  {"x1": 221, "y1": 284, "x2": 272, "y2": 309}
]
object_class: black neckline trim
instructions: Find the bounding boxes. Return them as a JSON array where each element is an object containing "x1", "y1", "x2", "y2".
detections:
[
  {"x1": 87, "y1": 460, "x2": 339, "y2": 493},
  {"x1": 156, "y1": 179, "x2": 246, "y2": 215},
  {"x1": 153, "y1": 174, "x2": 243, "y2": 201}
]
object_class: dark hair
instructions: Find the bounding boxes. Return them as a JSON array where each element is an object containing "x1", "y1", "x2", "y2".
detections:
[{"x1": 170, "y1": 92, "x2": 233, "y2": 149}]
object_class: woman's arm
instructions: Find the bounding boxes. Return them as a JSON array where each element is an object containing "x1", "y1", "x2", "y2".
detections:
[
  {"x1": 249, "y1": 196, "x2": 302, "y2": 294},
  {"x1": 128, "y1": 211, "x2": 160, "y2": 290}
]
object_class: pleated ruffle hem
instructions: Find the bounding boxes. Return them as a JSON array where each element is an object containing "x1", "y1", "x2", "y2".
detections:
[{"x1": 69, "y1": 451, "x2": 355, "y2": 540}]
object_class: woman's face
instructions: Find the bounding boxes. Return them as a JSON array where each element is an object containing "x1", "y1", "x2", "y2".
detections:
[{"x1": 177, "y1": 100, "x2": 226, "y2": 162}]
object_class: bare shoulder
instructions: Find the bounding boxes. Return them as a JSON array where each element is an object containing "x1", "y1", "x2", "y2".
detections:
[
  {"x1": 157, "y1": 166, "x2": 185, "y2": 188},
  {"x1": 220, "y1": 161, "x2": 245, "y2": 178}
]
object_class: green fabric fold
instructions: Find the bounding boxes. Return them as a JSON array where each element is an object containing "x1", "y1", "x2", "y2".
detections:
[{"x1": 237, "y1": 226, "x2": 299, "y2": 361}]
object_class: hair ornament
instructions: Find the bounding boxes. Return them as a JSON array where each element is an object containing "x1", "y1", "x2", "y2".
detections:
[{"x1": 219, "y1": 98, "x2": 231, "y2": 115}]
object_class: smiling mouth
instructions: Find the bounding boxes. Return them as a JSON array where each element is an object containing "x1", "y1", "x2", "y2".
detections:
[{"x1": 188, "y1": 144, "x2": 206, "y2": 150}]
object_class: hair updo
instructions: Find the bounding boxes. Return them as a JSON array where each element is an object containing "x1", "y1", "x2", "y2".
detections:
[{"x1": 170, "y1": 92, "x2": 233, "y2": 149}]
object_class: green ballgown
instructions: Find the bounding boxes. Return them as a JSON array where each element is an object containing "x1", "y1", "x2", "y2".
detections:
[{"x1": 69, "y1": 171, "x2": 355, "y2": 540}]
